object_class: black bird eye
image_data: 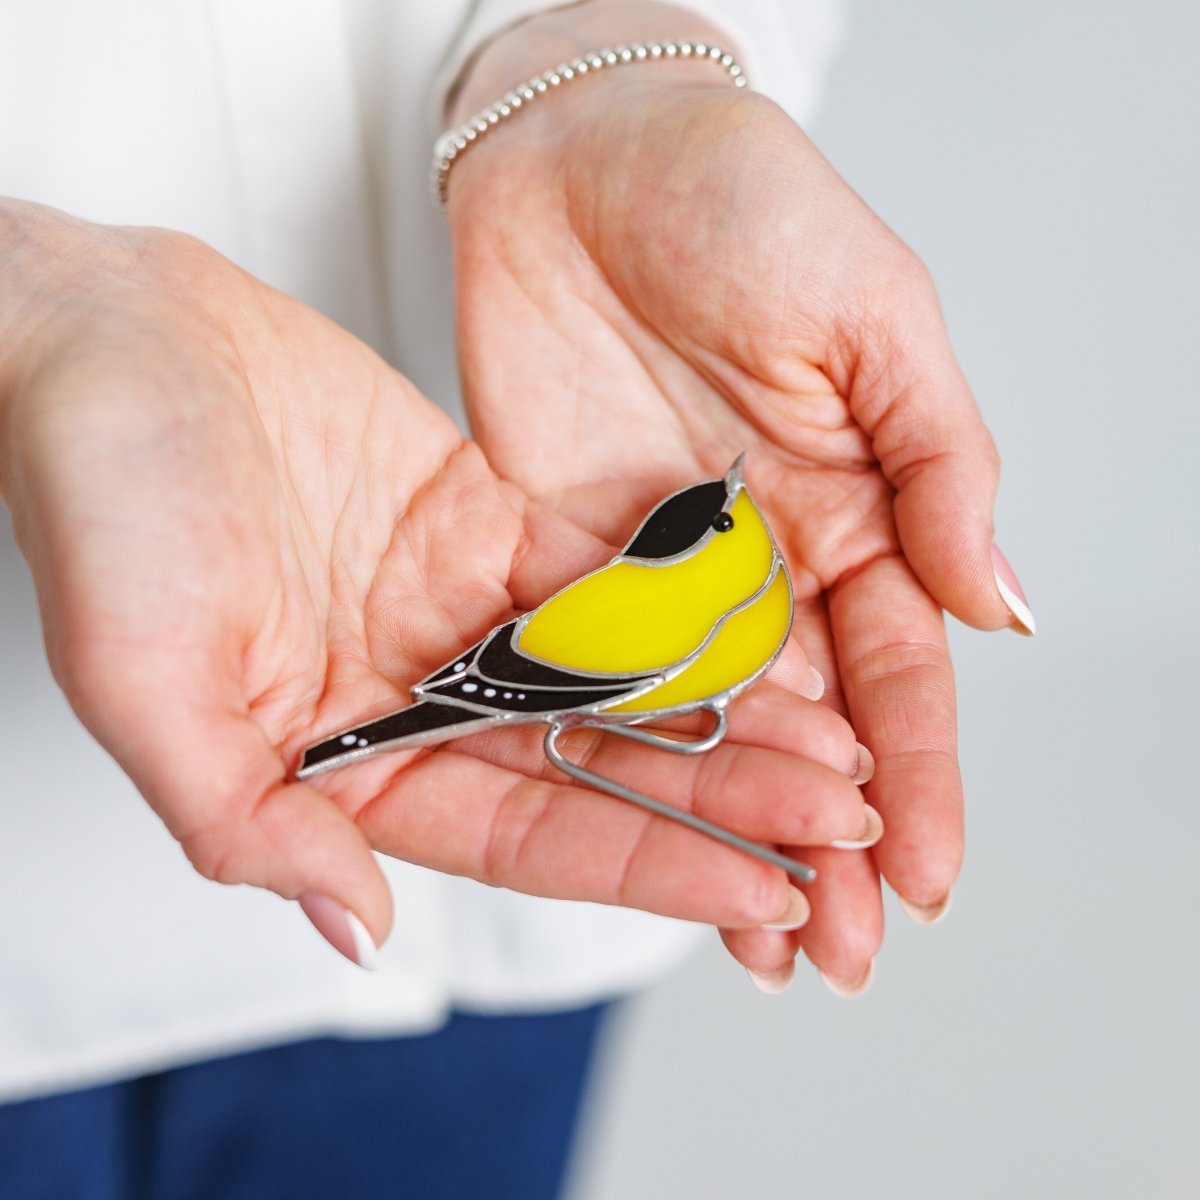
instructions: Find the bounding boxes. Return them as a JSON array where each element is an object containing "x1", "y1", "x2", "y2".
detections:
[{"x1": 711, "y1": 512, "x2": 734, "y2": 533}]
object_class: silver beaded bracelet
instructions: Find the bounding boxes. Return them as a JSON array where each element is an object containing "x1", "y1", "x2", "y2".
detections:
[{"x1": 430, "y1": 40, "x2": 748, "y2": 210}]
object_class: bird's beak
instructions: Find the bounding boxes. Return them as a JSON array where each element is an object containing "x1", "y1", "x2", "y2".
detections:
[{"x1": 724, "y1": 453, "x2": 746, "y2": 497}]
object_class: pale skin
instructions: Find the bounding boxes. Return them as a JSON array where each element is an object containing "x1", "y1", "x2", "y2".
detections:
[
  {"x1": 0, "y1": 202, "x2": 875, "y2": 971},
  {"x1": 0, "y1": 1, "x2": 1020, "y2": 994}
]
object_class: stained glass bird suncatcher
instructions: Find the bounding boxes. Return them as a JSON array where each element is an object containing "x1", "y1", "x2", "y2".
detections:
[{"x1": 298, "y1": 455, "x2": 816, "y2": 882}]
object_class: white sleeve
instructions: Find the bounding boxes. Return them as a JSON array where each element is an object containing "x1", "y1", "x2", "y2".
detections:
[
  {"x1": 682, "y1": 0, "x2": 845, "y2": 123},
  {"x1": 432, "y1": 0, "x2": 847, "y2": 130}
]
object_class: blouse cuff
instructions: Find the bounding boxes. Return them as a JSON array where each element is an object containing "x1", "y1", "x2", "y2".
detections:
[{"x1": 429, "y1": 0, "x2": 845, "y2": 134}]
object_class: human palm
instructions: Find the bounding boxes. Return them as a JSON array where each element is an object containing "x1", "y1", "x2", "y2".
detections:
[
  {"x1": 0, "y1": 206, "x2": 870, "y2": 959},
  {"x1": 449, "y1": 77, "x2": 1011, "y2": 983}
]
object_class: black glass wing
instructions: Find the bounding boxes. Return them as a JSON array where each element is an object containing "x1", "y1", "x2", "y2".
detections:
[{"x1": 475, "y1": 622, "x2": 653, "y2": 691}]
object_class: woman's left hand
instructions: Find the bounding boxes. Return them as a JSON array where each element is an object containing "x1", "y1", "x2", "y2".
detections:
[{"x1": 446, "y1": 5, "x2": 1020, "y2": 991}]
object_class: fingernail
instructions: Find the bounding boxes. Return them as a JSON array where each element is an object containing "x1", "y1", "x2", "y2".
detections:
[
  {"x1": 819, "y1": 959, "x2": 874, "y2": 998},
  {"x1": 747, "y1": 961, "x2": 795, "y2": 994},
  {"x1": 852, "y1": 742, "x2": 875, "y2": 785},
  {"x1": 760, "y1": 886, "x2": 811, "y2": 931},
  {"x1": 802, "y1": 664, "x2": 825, "y2": 701},
  {"x1": 830, "y1": 803, "x2": 884, "y2": 850},
  {"x1": 899, "y1": 890, "x2": 953, "y2": 925},
  {"x1": 991, "y1": 542, "x2": 1036, "y2": 636},
  {"x1": 299, "y1": 892, "x2": 379, "y2": 970}
]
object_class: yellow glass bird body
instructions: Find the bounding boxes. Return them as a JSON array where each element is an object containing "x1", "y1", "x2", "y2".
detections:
[{"x1": 514, "y1": 488, "x2": 790, "y2": 717}]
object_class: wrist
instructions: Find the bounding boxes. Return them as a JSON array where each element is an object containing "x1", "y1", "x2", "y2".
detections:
[{"x1": 445, "y1": 0, "x2": 742, "y2": 128}]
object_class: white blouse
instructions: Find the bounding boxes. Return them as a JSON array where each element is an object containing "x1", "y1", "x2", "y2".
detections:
[{"x1": 0, "y1": 0, "x2": 843, "y2": 1102}]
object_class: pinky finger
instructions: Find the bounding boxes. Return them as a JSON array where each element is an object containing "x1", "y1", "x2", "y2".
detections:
[{"x1": 795, "y1": 848, "x2": 883, "y2": 997}]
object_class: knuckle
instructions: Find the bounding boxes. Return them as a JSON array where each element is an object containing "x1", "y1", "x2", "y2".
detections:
[
  {"x1": 808, "y1": 715, "x2": 859, "y2": 774},
  {"x1": 47, "y1": 631, "x2": 110, "y2": 716},
  {"x1": 978, "y1": 428, "x2": 1003, "y2": 484},
  {"x1": 787, "y1": 774, "x2": 854, "y2": 843},
  {"x1": 727, "y1": 865, "x2": 790, "y2": 927},
  {"x1": 125, "y1": 227, "x2": 230, "y2": 299},
  {"x1": 179, "y1": 823, "x2": 238, "y2": 886},
  {"x1": 890, "y1": 246, "x2": 938, "y2": 302},
  {"x1": 852, "y1": 637, "x2": 951, "y2": 688},
  {"x1": 612, "y1": 817, "x2": 655, "y2": 911},
  {"x1": 135, "y1": 226, "x2": 208, "y2": 269},
  {"x1": 692, "y1": 744, "x2": 741, "y2": 817},
  {"x1": 176, "y1": 778, "x2": 279, "y2": 888},
  {"x1": 481, "y1": 776, "x2": 554, "y2": 888}
]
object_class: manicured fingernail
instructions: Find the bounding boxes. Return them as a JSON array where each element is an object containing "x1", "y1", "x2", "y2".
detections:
[
  {"x1": 899, "y1": 890, "x2": 953, "y2": 925},
  {"x1": 802, "y1": 664, "x2": 825, "y2": 701},
  {"x1": 760, "y1": 886, "x2": 811, "y2": 931},
  {"x1": 747, "y1": 961, "x2": 795, "y2": 994},
  {"x1": 991, "y1": 542, "x2": 1036, "y2": 636},
  {"x1": 819, "y1": 959, "x2": 874, "y2": 998},
  {"x1": 852, "y1": 742, "x2": 875, "y2": 785},
  {"x1": 830, "y1": 803, "x2": 884, "y2": 850},
  {"x1": 299, "y1": 892, "x2": 379, "y2": 970}
]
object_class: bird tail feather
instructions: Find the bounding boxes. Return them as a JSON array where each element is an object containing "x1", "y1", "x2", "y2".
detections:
[{"x1": 296, "y1": 701, "x2": 498, "y2": 780}]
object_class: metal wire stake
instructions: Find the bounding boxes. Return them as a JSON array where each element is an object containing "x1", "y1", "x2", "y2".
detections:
[{"x1": 543, "y1": 722, "x2": 817, "y2": 884}]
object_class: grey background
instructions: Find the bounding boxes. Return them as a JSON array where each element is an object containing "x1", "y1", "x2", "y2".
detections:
[{"x1": 567, "y1": 2, "x2": 1200, "y2": 1197}]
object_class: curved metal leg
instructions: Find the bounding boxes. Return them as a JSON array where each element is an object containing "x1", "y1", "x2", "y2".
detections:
[
  {"x1": 596, "y1": 707, "x2": 729, "y2": 755},
  {"x1": 543, "y1": 722, "x2": 816, "y2": 884}
]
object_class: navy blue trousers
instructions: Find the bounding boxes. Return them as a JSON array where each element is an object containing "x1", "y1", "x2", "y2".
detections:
[{"x1": 0, "y1": 1005, "x2": 608, "y2": 1200}]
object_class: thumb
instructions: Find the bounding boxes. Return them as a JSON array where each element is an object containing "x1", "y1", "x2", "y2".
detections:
[
  {"x1": 848, "y1": 267, "x2": 1036, "y2": 635},
  {"x1": 67, "y1": 647, "x2": 393, "y2": 968}
]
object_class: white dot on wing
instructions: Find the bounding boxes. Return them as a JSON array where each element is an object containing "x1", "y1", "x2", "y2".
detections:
[
  {"x1": 483, "y1": 688, "x2": 496, "y2": 697},
  {"x1": 461, "y1": 682, "x2": 478, "y2": 693},
  {"x1": 453, "y1": 662, "x2": 466, "y2": 671},
  {"x1": 340, "y1": 734, "x2": 357, "y2": 745}
]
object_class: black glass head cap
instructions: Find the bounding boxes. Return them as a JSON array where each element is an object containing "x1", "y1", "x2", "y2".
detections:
[
  {"x1": 622, "y1": 455, "x2": 746, "y2": 560},
  {"x1": 623, "y1": 480, "x2": 727, "y2": 559}
]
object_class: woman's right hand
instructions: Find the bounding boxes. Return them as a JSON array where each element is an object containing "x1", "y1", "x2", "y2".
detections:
[{"x1": 0, "y1": 200, "x2": 873, "y2": 967}]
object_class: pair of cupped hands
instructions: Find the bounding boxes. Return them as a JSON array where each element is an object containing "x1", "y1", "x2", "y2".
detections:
[{"x1": 0, "y1": 15, "x2": 1022, "y2": 996}]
